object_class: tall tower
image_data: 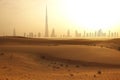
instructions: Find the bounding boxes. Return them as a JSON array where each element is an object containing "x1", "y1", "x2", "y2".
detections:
[
  {"x1": 45, "y1": 5, "x2": 49, "y2": 37},
  {"x1": 13, "y1": 28, "x2": 16, "y2": 36}
]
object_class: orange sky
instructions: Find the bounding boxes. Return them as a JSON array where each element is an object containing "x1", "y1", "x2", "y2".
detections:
[{"x1": 0, "y1": 0, "x2": 120, "y2": 36}]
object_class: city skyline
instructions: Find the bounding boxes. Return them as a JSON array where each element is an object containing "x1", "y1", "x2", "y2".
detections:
[
  {"x1": 9, "y1": 6, "x2": 120, "y2": 39},
  {"x1": 3, "y1": 5, "x2": 120, "y2": 38},
  {"x1": 10, "y1": 4, "x2": 120, "y2": 38},
  {"x1": 12, "y1": 27, "x2": 119, "y2": 38},
  {"x1": 0, "y1": 0, "x2": 120, "y2": 36}
]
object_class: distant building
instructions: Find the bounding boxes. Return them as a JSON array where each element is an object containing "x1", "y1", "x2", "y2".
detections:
[
  {"x1": 51, "y1": 28, "x2": 56, "y2": 37},
  {"x1": 98, "y1": 29, "x2": 103, "y2": 37},
  {"x1": 38, "y1": 32, "x2": 41, "y2": 38},
  {"x1": 45, "y1": 5, "x2": 49, "y2": 37},
  {"x1": 24, "y1": 33, "x2": 26, "y2": 37},
  {"x1": 13, "y1": 28, "x2": 16, "y2": 36},
  {"x1": 29, "y1": 32, "x2": 33, "y2": 38},
  {"x1": 67, "y1": 30, "x2": 71, "y2": 37}
]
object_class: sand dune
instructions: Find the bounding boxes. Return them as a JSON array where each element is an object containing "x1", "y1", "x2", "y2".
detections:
[
  {"x1": 0, "y1": 36, "x2": 120, "y2": 50},
  {"x1": 0, "y1": 37, "x2": 120, "y2": 80},
  {"x1": 0, "y1": 45, "x2": 120, "y2": 66}
]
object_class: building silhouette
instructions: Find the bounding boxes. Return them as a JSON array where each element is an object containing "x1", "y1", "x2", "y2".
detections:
[
  {"x1": 98, "y1": 29, "x2": 103, "y2": 37},
  {"x1": 94, "y1": 31, "x2": 97, "y2": 37},
  {"x1": 29, "y1": 32, "x2": 33, "y2": 38},
  {"x1": 24, "y1": 33, "x2": 26, "y2": 37},
  {"x1": 51, "y1": 28, "x2": 56, "y2": 37},
  {"x1": 67, "y1": 30, "x2": 71, "y2": 37},
  {"x1": 13, "y1": 28, "x2": 16, "y2": 36},
  {"x1": 45, "y1": 5, "x2": 49, "y2": 37},
  {"x1": 38, "y1": 32, "x2": 41, "y2": 37}
]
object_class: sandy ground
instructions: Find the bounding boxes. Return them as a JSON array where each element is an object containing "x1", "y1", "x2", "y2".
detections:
[{"x1": 0, "y1": 37, "x2": 120, "y2": 80}]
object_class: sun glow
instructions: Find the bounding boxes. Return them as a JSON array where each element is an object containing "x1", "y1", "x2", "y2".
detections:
[{"x1": 56, "y1": 0, "x2": 120, "y2": 31}]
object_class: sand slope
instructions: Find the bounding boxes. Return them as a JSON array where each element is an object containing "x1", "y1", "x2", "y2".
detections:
[
  {"x1": 0, "y1": 37, "x2": 120, "y2": 80},
  {"x1": 0, "y1": 45, "x2": 120, "y2": 66}
]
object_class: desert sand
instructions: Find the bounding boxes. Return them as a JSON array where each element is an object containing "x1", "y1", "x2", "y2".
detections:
[{"x1": 0, "y1": 36, "x2": 120, "y2": 80}]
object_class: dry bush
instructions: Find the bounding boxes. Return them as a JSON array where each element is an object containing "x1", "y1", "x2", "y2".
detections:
[
  {"x1": 97, "y1": 70, "x2": 102, "y2": 75},
  {"x1": 93, "y1": 74, "x2": 96, "y2": 78},
  {"x1": 65, "y1": 64, "x2": 68, "y2": 67},
  {"x1": 76, "y1": 65, "x2": 79, "y2": 68},
  {"x1": 40, "y1": 56, "x2": 46, "y2": 59},
  {"x1": 69, "y1": 73, "x2": 74, "y2": 77},
  {"x1": 118, "y1": 47, "x2": 120, "y2": 51},
  {"x1": 60, "y1": 64, "x2": 63, "y2": 67}
]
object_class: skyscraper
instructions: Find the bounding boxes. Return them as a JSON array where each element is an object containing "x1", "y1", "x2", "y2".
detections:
[
  {"x1": 45, "y1": 5, "x2": 49, "y2": 37},
  {"x1": 24, "y1": 33, "x2": 26, "y2": 37},
  {"x1": 67, "y1": 30, "x2": 70, "y2": 37},
  {"x1": 98, "y1": 29, "x2": 102, "y2": 37},
  {"x1": 51, "y1": 28, "x2": 56, "y2": 37},
  {"x1": 38, "y1": 32, "x2": 41, "y2": 38},
  {"x1": 29, "y1": 32, "x2": 33, "y2": 38}
]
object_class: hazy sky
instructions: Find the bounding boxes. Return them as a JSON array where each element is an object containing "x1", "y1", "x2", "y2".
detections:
[{"x1": 0, "y1": 0, "x2": 120, "y2": 36}]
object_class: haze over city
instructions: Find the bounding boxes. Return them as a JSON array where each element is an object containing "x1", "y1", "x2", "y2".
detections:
[
  {"x1": 0, "y1": 0, "x2": 120, "y2": 36},
  {"x1": 0, "y1": 0, "x2": 120, "y2": 80}
]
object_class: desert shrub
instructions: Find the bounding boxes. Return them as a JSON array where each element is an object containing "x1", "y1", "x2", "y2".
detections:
[
  {"x1": 65, "y1": 64, "x2": 68, "y2": 67},
  {"x1": 60, "y1": 64, "x2": 63, "y2": 67},
  {"x1": 97, "y1": 70, "x2": 102, "y2": 75},
  {"x1": 76, "y1": 65, "x2": 79, "y2": 68},
  {"x1": 69, "y1": 73, "x2": 74, "y2": 77},
  {"x1": 118, "y1": 47, "x2": 120, "y2": 51},
  {"x1": 93, "y1": 74, "x2": 96, "y2": 78},
  {"x1": 41, "y1": 56, "x2": 46, "y2": 59}
]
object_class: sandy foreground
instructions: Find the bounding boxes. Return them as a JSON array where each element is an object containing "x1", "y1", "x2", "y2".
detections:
[{"x1": 0, "y1": 37, "x2": 120, "y2": 80}]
